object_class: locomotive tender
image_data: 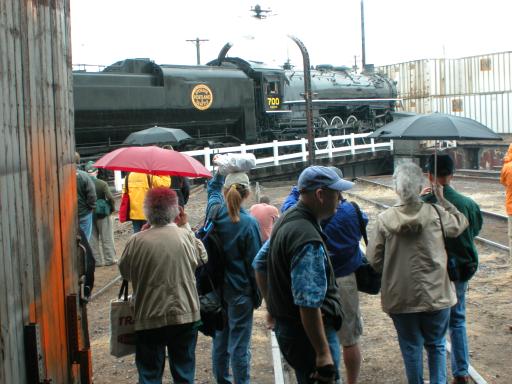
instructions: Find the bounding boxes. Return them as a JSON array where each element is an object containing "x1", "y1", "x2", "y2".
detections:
[{"x1": 73, "y1": 55, "x2": 397, "y2": 154}]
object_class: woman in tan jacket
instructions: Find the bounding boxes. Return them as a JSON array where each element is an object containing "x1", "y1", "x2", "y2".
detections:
[
  {"x1": 119, "y1": 188, "x2": 207, "y2": 384},
  {"x1": 366, "y1": 162, "x2": 468, "y2": 384}
]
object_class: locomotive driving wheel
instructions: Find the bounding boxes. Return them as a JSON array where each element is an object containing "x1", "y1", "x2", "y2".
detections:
[{"x1": 314, "y1": 117, "x2": 330, "y2": 150}]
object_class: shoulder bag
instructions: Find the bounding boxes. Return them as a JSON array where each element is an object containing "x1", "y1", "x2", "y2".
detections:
[{"x1": 351, "y1": 201, "x2": 382, "y2": 295}]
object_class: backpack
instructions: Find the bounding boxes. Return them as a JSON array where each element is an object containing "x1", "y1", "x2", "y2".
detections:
[
  {"x1": 77, "y1": 228, "x2": 96, "y2": 302},
  {"x1": 195, "y1": 205, "x2": 226, "y2": 294},
  {"x1": 195, "y1": 205, "x2": 227, "y2": 336},
  {"x1": 95, "y1": 198, "x2": 112, "y2": 218}
]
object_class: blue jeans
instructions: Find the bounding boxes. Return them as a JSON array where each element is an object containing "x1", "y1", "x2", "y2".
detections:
[
  {"x1": 79, "y1": 212, "x2": 93, "y2": 240},
  {"x1": 390, "y1": 309, "x2": 450, "y2": 384},
  {"x1": 274, "y1": 319, "x2": 341, "y2": 384},
  {"x1": 132, "y1": 219, "x2": 146, "y2": 233},
  {"x1": 450, "y1": 281, "x2": 469, "y2": 377},
  {"x1": 212, "y1": 291, "x2": 254, "y2": 384},
  {"x1": 135, "y1": 324, "x2": 198, "y2": 384}
]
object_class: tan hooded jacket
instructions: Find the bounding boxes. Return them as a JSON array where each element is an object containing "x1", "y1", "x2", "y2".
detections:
[
  {"x1": 367, "y1": 200, "x2": 468, "y2": 314},
  {"x1": 500, "y1": 144, "x2": 512, "y2": 215}
]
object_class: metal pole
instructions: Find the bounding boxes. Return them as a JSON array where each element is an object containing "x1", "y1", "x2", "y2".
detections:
[
  {"x1": 288, "y1": 35, "x2": 315, "y2": 165},
  {"x1": 360, "y1": 0, "x2": 366, "y2": 69}
]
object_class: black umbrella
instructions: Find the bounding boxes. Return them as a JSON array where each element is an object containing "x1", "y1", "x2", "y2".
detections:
[
  {"x1": 368, "y1": 113, "x2": 502, "y2": 141},
  {"x1": 368, "y1": 113, "x2": 502, "y2": 180},
  {"x1": 123, "y1": 126, "x2": 192, "y2": 146}
]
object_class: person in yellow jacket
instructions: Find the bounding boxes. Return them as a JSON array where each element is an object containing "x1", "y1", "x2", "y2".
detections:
[
  {"x1": 123, "y1": 172, "x2": 171, "y2": 232},
  {"x1": 500, "y1": 143, "x2": 512, "y2": 258}
]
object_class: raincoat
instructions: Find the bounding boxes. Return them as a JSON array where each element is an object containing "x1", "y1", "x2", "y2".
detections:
[{"x1": 500, "y1": 144, "x2": 512, "y2": 215}]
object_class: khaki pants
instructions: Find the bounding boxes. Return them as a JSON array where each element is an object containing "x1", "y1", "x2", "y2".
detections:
[
  {"x1": 90, "y1": 215, "x2": 116, "y2": 266},
  {"x1": 509, "y1": 215, "x2": 512, "y2": 259}
]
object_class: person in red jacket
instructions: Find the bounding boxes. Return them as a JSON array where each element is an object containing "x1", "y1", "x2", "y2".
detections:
[{"x1": 500, "y1": 143, "x2": 512, "y2": 259}]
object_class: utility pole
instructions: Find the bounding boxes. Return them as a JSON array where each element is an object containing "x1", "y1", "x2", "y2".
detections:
[
  {"x1": 360, "y1": 0, "x2": 366, "y2": 70},
  {"x1": 186, "y1": 37, "x2": 209, "y2": 65}
]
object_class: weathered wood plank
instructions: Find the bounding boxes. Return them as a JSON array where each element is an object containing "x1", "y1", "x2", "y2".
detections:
[
  {"x1": 0, "y1": 0, "x2": 22, "y2": 380},
  {"x1": 1, "y1": 0, "x2": 77, "y2": 381}
]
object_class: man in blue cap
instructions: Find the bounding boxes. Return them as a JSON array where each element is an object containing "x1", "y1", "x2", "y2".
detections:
[{"x1": 265, "y1": 166, "x2": 352, "y2": 384}]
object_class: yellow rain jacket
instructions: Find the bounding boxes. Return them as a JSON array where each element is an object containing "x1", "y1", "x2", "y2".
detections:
[
  {"x1": 123, "y1": 172, "x2": 171, "y2": 220},
  {"x1": 500, "y1": 144, "x2": 512, "y2": 214}
]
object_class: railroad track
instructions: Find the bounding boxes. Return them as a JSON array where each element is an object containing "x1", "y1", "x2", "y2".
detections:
[{"x1": 354, "y1": 177, "x2": 510, "y2": 252}]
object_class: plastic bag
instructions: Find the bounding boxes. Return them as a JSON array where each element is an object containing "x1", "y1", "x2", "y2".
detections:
[{"x1": 213, "y1": 153, "x2": 256, "y2": 175}]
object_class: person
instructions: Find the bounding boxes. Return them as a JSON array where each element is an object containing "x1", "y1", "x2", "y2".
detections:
[
  {"x1": 500, "y1": 143, "x2": 512, "y2": 259},
  {"x1": 256, "y1": 167, "x2": 365, "y2": 384},
  {"x1": 249, "y1": 195, "x2": 279, "y2": 242},
  {"x1": 366, "y1": 162, "x2": 468, "y2": 384},
  {"x1": 118, "y1": 188, "x2": 207, "y2": 384},
  {"x1": 85, "y1": 162, "x2": 117, "y2": 267},
  {"x1": 123, "y1": 172, "x2": 171, "y2": 233},
  {"x1": 266, "y1": 166, "x2": 347, "y2": 384},
  {"x1": 281, "y1": 185, "x2": 299, "y2": 213},
  {"x1": 171, "y1": 175, "x2": 190, "y2": 207},
  {"x1": 206, "y1": 171, "x2": 262, "y2": 384},
  {"x1": 421, "y1": 154, "x2": 483, "y2": 384},
  {"x1": 76, "y1": 153, "x2": 97, "y2": 240},
  {"x1": 321, "y1": 168, "x2": 365, "y2": 384}
]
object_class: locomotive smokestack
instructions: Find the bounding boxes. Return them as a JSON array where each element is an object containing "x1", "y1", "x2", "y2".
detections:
[{"x1": 360, "y1": 0, "x2": 366, "y2": 69}]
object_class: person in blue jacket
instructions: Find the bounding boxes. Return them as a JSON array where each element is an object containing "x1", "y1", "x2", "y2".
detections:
[
  {"x1": 207, "y1": 171, "x2": 262, "y2": 384},
  {"x1": 255, "y1": 167, "x2": 367, "y2": 384}
]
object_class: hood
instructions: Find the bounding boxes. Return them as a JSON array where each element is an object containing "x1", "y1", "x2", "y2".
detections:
[
  {"x1": 504, "y1": 144, "x2": 512, "y2": 163},
  {"x1": 381, "y1": 202, "x2": 430, "y2": 235}
]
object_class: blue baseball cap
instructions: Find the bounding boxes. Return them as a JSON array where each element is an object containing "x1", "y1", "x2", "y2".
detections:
[{"x1": 298, "y1": 166, "x2": 354, "y2": 192}]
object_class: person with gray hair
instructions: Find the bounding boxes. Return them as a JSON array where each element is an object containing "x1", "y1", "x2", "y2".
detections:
[
  {"x1": 119, "y1": 187, "x2": 207, "y2": 384},
  {"x1": 366, "y1": 162, "x2": 468, "y2": 384}
]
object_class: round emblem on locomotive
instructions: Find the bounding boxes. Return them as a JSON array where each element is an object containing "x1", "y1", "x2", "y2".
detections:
[{"x1": 191, "y1": 84, "x2": 213, "y2": 110}]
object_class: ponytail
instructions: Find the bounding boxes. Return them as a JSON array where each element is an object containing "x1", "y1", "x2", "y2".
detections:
[{"x1": 224, "y1": 183, "x2": 249, "y2": 223}]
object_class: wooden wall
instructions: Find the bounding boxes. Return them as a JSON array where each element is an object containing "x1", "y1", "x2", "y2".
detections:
[{"x1": 0, "y1": 0, "x2": 86, "y2": 382}]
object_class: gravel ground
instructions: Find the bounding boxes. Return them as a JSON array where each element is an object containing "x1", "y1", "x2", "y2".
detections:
[{"x1": 88, "y1": 178, "x2": 512, "y2": 383}]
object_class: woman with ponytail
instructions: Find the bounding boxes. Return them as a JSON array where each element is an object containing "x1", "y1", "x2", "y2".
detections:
[{"x1": 206, "y1": 171, "x2": 262, "y2": 384}]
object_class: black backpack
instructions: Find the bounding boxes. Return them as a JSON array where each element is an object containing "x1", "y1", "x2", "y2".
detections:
[
  {"x1": 195, "y1": 205, "x2": 227, "y2": 336},
  {"x1": 195, "y1": 205, "x2": 226, "y2": 294}
]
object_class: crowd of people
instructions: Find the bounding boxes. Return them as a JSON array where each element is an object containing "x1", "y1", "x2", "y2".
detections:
[{"x1": 75, "y1": 147, "x2": 508, "y2": 384}]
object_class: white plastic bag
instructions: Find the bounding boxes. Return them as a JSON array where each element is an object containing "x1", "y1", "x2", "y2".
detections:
[
  {"x1": 110, "y1": 280, "x2": 136, "y2": 357},
  {"x1": 213, "y1": 153, "x2": 256, "y2": 175}
]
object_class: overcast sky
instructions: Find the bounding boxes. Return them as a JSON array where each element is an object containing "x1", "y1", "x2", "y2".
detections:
[{"x1": 70, "y1": 0, "x2": 512, "y2": 69}]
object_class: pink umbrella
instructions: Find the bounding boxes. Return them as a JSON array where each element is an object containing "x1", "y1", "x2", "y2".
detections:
[{"x1": 93, "y1": 146, "x2": 211, "y2": 178}]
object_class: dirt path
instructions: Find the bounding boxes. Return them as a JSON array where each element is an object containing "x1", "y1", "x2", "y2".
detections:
[{"x1": 88, "y1": 180, "x2": 512, "y2": 383}]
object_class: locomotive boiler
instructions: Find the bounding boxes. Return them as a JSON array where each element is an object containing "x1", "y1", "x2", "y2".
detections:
[{"x1": 73, "y1": 55, "x2": 397, "y2": 155}]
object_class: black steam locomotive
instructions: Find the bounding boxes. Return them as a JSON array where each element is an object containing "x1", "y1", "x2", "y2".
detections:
[{"x1": 73, "y1": 54, "x2": 397, "y2": 155}]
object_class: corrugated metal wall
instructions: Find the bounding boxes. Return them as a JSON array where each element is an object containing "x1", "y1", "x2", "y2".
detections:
[
  {"x1": 378, "y1": 51, "x2": 512, "y2": 134},
  {"x1": 1, "y1": 0, "x2": 86, "y2": 382}
]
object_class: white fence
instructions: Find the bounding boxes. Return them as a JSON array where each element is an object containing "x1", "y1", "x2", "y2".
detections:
[
  {"x1": 182, "y1": 132, "x2": 392, "y2": 170},
  {"x1": 114, "y1": 132, "x2": 392, "y2": 191}
]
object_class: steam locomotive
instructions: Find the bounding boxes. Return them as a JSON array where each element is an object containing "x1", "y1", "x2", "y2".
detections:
[{"x1": 73, "y1": 53, "x2": 397, "y2": 155}]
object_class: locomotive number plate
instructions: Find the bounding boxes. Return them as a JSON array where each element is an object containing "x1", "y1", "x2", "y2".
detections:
[
  {"x1": 267, "y1": 97, "x2": 280, "y2": 109},
  {"x1": 191, "y1": 84, "x2": 213, "y2": 110}
]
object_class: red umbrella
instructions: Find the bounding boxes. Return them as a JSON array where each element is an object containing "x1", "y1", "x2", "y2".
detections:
[{"x1": 93, "y1": 146, "x2": 211, "y2": 178}]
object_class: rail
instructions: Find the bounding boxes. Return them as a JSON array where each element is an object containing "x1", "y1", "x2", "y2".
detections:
[{"x1": 113, "y1": 133, "x2": 392, "y2": 191}]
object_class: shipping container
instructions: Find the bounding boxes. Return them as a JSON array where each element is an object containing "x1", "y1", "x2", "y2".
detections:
[
  {"x1": 395, "y1": 92, "x2": 512, "y2": 134},
  {"x1": 378, "y1": 51, "x2": 512, "y2": 97}
]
